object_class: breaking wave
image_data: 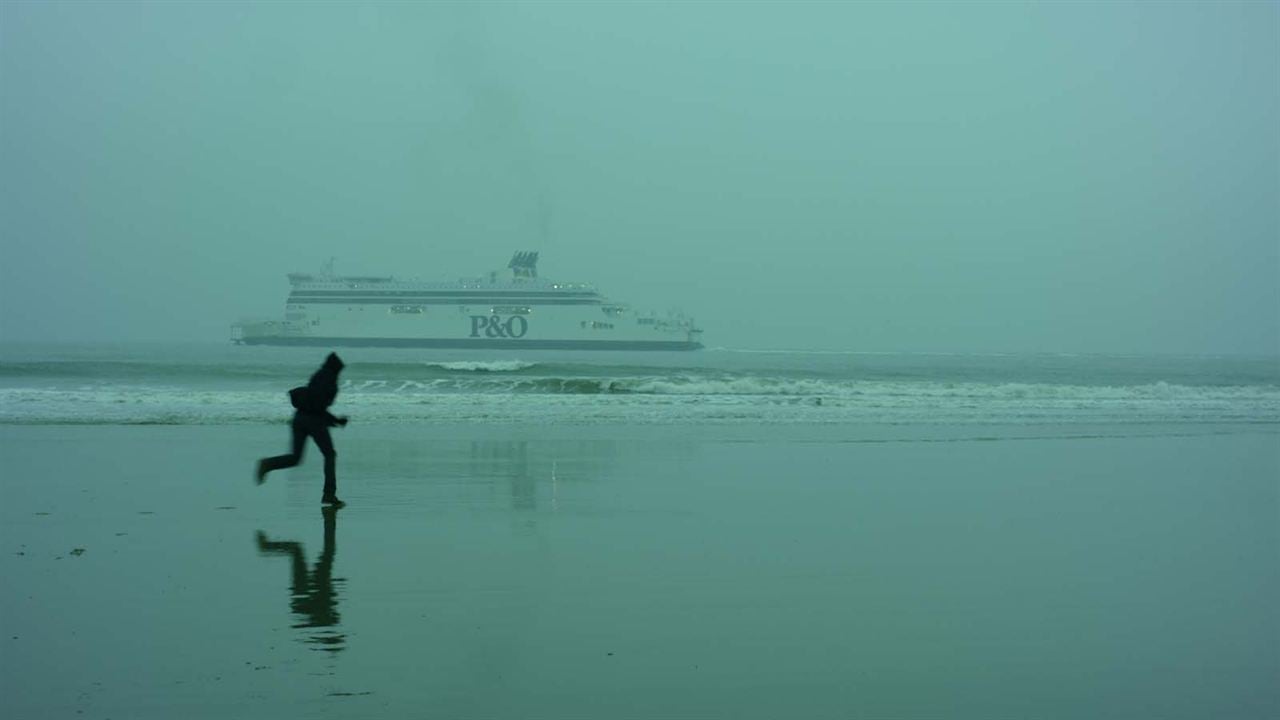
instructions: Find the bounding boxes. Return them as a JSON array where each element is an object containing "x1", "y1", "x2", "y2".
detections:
[
  {"x1": 3, "y1": 349, "x2": 1276, "y2": 426},
  {"x1": 423, "y1": 360, "x2": 538, "y2": 373},
  {"x1": 2, "y1": 376, "x2": 1276, "y2": 426}
]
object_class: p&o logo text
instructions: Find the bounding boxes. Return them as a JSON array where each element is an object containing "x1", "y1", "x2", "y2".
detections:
[{"x1": 470, "y1": 315, "x2": 529, "y2": 339}]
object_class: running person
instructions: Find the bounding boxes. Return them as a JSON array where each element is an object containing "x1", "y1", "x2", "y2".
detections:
[{"x1": 257, "y1": 352, "x2": 349, "y2": 506}]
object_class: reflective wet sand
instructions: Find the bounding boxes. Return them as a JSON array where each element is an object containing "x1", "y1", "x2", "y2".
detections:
[{"x1": 2, "y1": 424, "x2": 1277, "y2": 718}]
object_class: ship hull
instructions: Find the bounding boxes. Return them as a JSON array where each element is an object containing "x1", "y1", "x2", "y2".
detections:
[{"x1": 235, "y1": 336, "x2": 703, "y2": 351}]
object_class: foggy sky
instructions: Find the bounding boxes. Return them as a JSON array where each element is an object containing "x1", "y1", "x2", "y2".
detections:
[{"x1": 2, "y1": 1, "x2": 1276, "y2": 354}]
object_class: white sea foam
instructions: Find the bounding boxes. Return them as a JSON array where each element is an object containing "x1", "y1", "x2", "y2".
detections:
[{"x1": 2, "y1": 378, "x2": 1277, "y2": 426}]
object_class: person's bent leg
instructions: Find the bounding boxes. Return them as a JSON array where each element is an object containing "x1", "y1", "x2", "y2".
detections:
[{"x1": 258, "y1": 417, "x2": 307, "y2": 482}]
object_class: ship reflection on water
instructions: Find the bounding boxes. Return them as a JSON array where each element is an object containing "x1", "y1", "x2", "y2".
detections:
[
  {"x1": 465, "y1": 440, "x2": 619, "y2": 513},
  {"x1": 469, "y1": 440, "x2": 538, "y2": 511},
  {"x1": 255, "y1": 506, "x2": 346, "y2": 653}
]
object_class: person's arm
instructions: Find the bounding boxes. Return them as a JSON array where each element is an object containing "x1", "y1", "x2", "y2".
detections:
[{"x1": 324, "y1": 411, "x2": 348, "y2": 427}]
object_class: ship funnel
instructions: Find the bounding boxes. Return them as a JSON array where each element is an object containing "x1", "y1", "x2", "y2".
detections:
[{"x1": 508, "y1": 250, "x2": 539, "y2": 279}]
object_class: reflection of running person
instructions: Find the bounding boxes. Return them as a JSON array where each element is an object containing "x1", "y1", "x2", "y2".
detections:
[
  {"x1": 255, "y1": 506, "x2": 345, "y2": 653},
  {"x1": 256, "y1": 353, "x2": 349, "y2": 506}
]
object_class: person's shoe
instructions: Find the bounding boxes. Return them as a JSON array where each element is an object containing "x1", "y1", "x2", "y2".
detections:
[
  {"x1": 255, "y1": 460, "x2": 268, "y2": 486},
  {"x1": 321, "y1": 496, "x2": 346, "y2": 508}
]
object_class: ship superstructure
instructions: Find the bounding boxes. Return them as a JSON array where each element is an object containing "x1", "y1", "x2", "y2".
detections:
[{"x1": 232, "y1": 252, "x2": 703, "y2": 350}]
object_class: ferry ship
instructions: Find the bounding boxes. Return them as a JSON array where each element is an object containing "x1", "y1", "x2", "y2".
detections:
[{"x1": 231, "y1": 252, "x2": 703, "y2": 350}]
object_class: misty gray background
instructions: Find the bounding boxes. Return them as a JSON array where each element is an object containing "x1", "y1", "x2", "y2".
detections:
[{"x1": 1, "y1": 1, "x2": 1276, "y2": 354}]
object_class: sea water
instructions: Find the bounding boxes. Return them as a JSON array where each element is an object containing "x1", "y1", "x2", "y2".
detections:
[
  {"x1": 1, "y1": 343, "x2": 1276, "y2": 428},
  {"x1": 1, "y1": 343, "x2": 1277, "y2": 718}
]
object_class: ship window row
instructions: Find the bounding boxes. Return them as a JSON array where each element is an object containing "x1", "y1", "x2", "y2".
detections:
[
  {"x1": 286, "y1": 297, "x2": 601, "y2": 306},
  {"x1": 582, "y1": 321, "x2": 614, "y2": 330},
  {"x1": 390, "y1": 305, "x2": 425, "y2": 314},
  {"x1": 491, "y1": 306, "x2": 531, "y2": 315}
]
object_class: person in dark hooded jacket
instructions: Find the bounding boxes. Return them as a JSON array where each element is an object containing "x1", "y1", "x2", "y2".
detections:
[{"x1": 257, "y1": 353, "x2": 349, "y2": 506}]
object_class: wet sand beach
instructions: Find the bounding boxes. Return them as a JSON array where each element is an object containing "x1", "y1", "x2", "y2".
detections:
[{"x1": 2, "y1": 423, "x2": 1277, "y2": 718}]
